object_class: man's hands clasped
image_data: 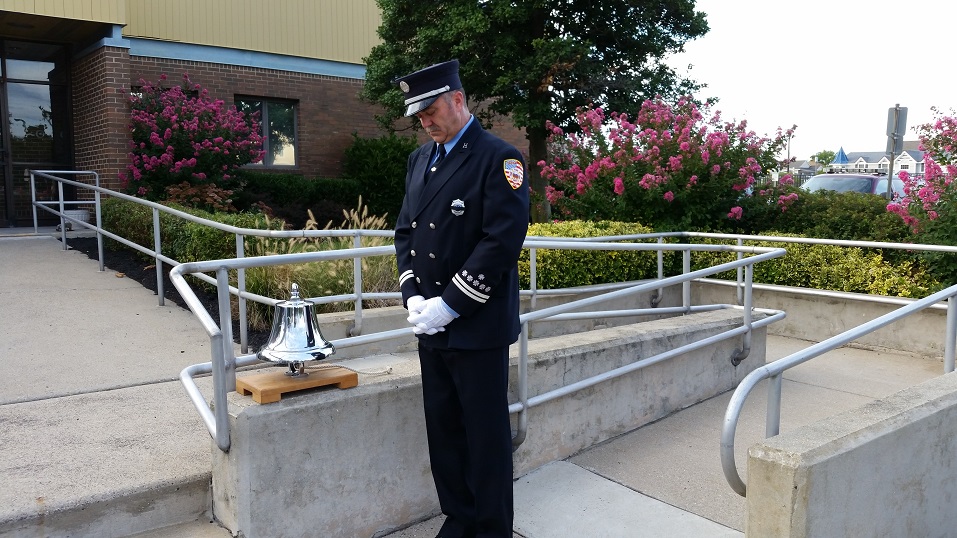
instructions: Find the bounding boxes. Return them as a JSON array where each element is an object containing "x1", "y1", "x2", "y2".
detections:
[{"x1": 407, "y1": 296, "x2": 456, "y2": 335}]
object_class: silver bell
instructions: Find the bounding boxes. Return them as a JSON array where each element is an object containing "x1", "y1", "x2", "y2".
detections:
[{"x1": 257, "y1": 283, "x2": 335, "y2": 376}]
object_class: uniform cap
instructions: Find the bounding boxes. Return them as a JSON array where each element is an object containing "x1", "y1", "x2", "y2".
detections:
[{"x1": 395, "y1": 59, "x2": 462, "y2": 117}]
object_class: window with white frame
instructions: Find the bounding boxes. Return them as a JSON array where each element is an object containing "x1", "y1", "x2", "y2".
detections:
[{"x1": 236, "y1": 97, "x2": 298, "y2": 166}]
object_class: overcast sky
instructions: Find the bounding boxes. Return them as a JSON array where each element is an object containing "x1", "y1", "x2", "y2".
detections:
[{"x1": 665, "y1": 0, "x2": 957, "y2": 161}]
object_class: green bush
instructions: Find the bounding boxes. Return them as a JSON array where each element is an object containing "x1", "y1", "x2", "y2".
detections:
[
  {"x1": 101, "y1": 197, "x2": 282, "y2": 263},
  {"x1": 689, "y1": 234, "x2": 939, "y2": 298},
  {"x1": 342, "y1": 132, "x2": 418, "y2": 226},
  {"x1": 520, "y1": 221, "x2": 664, "y2": 289},
  {"x1": 232, "y1": 170, "x2": 363, "y2": 229}
]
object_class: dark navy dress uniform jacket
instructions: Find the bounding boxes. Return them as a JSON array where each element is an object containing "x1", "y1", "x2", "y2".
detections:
[{"x1": 395, "y1": 120, "x2": 529, "y2": 350}]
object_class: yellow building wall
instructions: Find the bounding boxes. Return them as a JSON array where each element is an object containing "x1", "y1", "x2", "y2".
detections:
[
  {"x1": 0, "y1": 0, "x2": 124, "y2": 23},
  {"x1": 123, "y1": 0, "x2": 381, "y2": 65}
]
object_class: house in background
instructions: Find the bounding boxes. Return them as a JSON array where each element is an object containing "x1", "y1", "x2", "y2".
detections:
[
  {"x1": 0, "y1": 1, "x2": 528, "y2": 228},
  {"x1": 827, "y1": 149, "x2": 925, "y2": 178},
  {"x1": 821, "y1": 141, "x2": 925, "y2": 178}
]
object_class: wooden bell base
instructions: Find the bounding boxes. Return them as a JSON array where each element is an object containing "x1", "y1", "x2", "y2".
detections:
[{"x1": 235, "y1": 366, "x2": 358, "y2": 404}]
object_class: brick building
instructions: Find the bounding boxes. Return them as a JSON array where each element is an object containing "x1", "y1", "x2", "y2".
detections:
[{"x1": 0, "y1": 1, "x2": 527, "y2": 228}]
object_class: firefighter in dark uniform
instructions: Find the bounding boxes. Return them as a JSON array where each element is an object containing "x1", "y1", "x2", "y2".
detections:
[{"x1": 394, "y1": 59, "x2": 529, "y2": 538}]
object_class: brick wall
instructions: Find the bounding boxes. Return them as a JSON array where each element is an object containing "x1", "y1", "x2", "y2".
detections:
[
  {"x1": 70, "y1": 48, "x2": 529, "y2": 191},
  {"x1": 71, "y1": 46, "x2": 132, "y2": 193}
]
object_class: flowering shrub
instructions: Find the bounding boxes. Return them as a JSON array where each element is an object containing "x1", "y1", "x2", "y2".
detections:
[
  {"x1": 889, "y1": 109, "x2": 957, "y2": 234},
  {"x1": 119, "y1": 74, "x2": 264, "y2": 201},
  {"x1": 888, "y1": 108, "x2": 957, "y2": 282},
  {"x1": 539, "y1": 97, "x2": 793, "y2": 231}
]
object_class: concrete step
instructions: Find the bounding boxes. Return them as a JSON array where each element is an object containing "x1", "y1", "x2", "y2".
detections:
[{"x1": 0, "y1": 379, "x2": 215, "y2": 537}]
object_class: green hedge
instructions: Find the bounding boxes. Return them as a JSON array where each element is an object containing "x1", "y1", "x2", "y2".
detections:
[
  {"x1": 688, "y1": 234, "x2": 939, "y2": 298},
  {"x1": 101, "y1": 197, "x2": 283, "y2": 263},
  {"x1": 231, "y1": 170, "x2": 363, "y2": 229},
  {"x1": 342, "y1": 132, "x2": 419, "y2": 226},
  {"x1": 520, "y1": 221, "x2": 663, "y2": 289}
]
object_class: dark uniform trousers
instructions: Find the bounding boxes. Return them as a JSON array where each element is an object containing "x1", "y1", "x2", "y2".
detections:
[
  {"x1": 395, "y1": 120, "x2": 528, "y2": 538},
  {"x1": 418, "y1": 343, "x2": 513, "y2": 538}
]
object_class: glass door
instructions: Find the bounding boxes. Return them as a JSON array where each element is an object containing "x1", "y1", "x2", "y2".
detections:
[{"x1": 1, "y1": 40, "x2": 71, "y2": 227}]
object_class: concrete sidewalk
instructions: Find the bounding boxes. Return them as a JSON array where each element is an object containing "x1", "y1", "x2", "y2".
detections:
[{"x1": 0, "y1": 231, "x2": 943, "y2": 537}]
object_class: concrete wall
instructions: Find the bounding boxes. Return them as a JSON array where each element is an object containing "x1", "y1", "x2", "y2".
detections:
[
  {"x1": 746, "y1": 372, "x2": 957, "y2": 537},
  {"x1": 213, "y1": 308, "x2": 765, "y2": 538},
  {"x1": 693, "y1": 282, "x2": 947, "y2": 357}
]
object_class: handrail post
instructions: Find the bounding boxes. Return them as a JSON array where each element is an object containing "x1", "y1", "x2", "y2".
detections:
[
  {"x1": 682, "y1": 249, "x2": 691, "y2": 311},
  {"x1": 213, "y1": 267, "x2": 236, "y2": 451},
  {"x1": 152, "y1": 208, "x2": 165, "y2": 306},
  {"x1": 766, "y1": 372, "x2": 782, "y2": 437},
  {"x1": 351, "y1": 232, "x2": 363, "y2": 337},
  {"x1": 736, "y1": 238, "x2": 744, "y2": 305},
  {"x1": 57, "y1": 180, "x2": 67, "y2": 249},
  {"x1": 529, "y1": 247, "x2": 538, "y2": 311},
  {"x1": 512, "y1": 322, "x2": 530, "y2": 448},
  {"x1": 217, "y1": 267, "x2": 237, "y2": 391},
  {"x1": 946, "y1": 296, "x2": 957, "y2": 373},
  {"x1": 93, "y1": 172, "x2": 104, "y2": 272},
  {"x1": 236, "y1": 234, "x2": 248, "y2": 353},
  {"x1": 652, "y1": 237, "x2": 664, "y2": 307},
  {"x1": 731, "y1": 263, "x2": 754, "y2": 366},
  {"x1": 30, "y1": 170, "x2": 38, "y2": 232}
]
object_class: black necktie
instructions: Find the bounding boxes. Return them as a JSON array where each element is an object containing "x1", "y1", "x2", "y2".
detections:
[{"x1": 426, "y1": 144, "x2": 446, "y2": 183}]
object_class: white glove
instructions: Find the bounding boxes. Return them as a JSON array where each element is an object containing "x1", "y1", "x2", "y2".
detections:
[
  {"x1": 407, "y1": 295, "x2": 426, "y2": 314},
  {"x1": 412, "y1": 324, "x2": 444, "y2": 335},
  {"x1": 407, "y1": 297, "x2": 456, "y2": 334}
]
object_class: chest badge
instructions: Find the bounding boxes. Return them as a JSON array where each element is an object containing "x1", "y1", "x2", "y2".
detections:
[{"x1": 451, "y1": 199, "x2": 465, "y2": 216}]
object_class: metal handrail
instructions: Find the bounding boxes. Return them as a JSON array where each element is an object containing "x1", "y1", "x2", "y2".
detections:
[
  {"x1": 169, "y1": 241, "x2": 786, "y2": 452},
  {"x1": 28, "y1": 170, "x2": 395, "y2": 352},
  {"x1": 720, "y1": 284, "x2": 957, "y2": 496}
]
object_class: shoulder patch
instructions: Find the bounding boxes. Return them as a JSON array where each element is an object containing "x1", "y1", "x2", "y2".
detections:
[{"x1": 503, "y1": 159, "x2": 524, "y2": 190}]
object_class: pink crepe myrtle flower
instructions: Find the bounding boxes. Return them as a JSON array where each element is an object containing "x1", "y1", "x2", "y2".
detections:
[{"x1": 613, "y1": 177, "x2": 625, "y2": 195}]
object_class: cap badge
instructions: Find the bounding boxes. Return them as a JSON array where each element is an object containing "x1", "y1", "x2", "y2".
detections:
[
  {"x1": 504, "y1": 159, "x2": 524, "y2": 190},
  {"x1": 400, "y1": 81, "x2": 410, "y2": 92},
  {"x1": 451, "y1": 199, "x2": 465, "y2": 216}
]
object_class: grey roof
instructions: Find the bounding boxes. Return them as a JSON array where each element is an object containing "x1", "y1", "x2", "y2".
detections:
[
  {"x1": 901, "y1": 149, "x2": 924, "y2": 161},
  {"x1": 846, "y1": 151, "x2": 887, "y2": 162},
  {"x1": 840, "y1": 149, "x2": 924, "y2": 163}
]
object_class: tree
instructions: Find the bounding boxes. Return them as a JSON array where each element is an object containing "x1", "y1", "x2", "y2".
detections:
[
  {"x1": 813, "y1": 150, "x2": 835, "y2": 168},
  {"x1": 361, "y1": 0, "x2": 709, "y2": 222}
]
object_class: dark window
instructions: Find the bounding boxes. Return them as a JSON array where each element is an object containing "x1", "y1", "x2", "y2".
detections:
[{"x1": 236, "y1": 97, "x2": 297, "y2": 167}]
